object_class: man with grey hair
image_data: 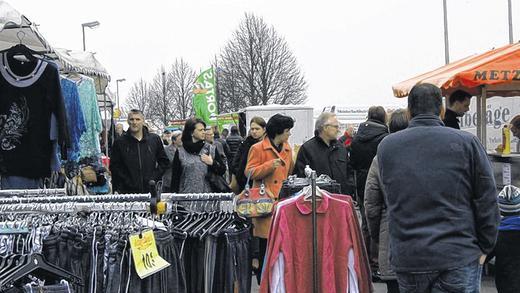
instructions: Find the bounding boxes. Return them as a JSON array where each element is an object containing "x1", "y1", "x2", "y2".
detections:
[{"x1": 293, "y1": 112, "x2": 350, "y2": 194}]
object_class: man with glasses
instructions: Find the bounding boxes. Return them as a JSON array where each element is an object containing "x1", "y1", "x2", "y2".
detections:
[
  {"x1": 293, "y1": 112, "x2": 351, "y2": 195},
  {"x1": 110, "y1": 109, "x2": 169, "y2": 193}
]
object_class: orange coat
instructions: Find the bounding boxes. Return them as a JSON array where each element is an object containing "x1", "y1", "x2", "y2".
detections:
[{"x1": 245, "y1": 137, "x2": 294, "y2": 238}]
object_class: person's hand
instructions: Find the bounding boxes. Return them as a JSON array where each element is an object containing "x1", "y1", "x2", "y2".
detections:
[
  {"x1": 272, "y1": 159, "x2": 282, "y2": 169},
  {"x1": 201, "y1": 154, "x2": 213, "y2": 166}
]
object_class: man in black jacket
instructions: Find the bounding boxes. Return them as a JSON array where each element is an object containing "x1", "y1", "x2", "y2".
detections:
[
  {"x1": 378, "y1": 83, "x2": 499, "y2": 292},
  {"x1": 443, "y1": 90, "x2": 471, "y2": 129},
  {"x1": 293, "y1": 112, "x2": 351, "y2": 195},
  {"x1": 226, "y1": 125, "x2": 243, "y2": 165},
  {"x1": 110, "y1": 109, "x2": 169, "y2": 193}
]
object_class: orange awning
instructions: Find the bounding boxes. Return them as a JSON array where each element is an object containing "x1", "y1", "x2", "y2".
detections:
[{"x1": 393, "y1": 43, "x2": 520, "y2": 98}]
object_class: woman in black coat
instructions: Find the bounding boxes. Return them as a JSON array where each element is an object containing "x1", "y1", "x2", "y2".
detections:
[{"x1": 230, "y1": 117, "x2": 266, "y2": 193}]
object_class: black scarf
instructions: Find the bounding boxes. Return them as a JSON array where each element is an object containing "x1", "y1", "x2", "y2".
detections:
[{"x1": 183, "y1": 139, "x2": 205, "y2": 155}]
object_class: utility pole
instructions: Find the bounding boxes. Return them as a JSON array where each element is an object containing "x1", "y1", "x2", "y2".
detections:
[
  {"x1": 443, "y1": 0, "x2": 450, "y2": 64},
  {"x1": 162, "y1": 69, "x2": 167, "y2": 126}
]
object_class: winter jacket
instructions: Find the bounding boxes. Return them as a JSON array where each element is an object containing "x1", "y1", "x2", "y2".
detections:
[
  {"x1": 350, "y1": 120, "x2": 388, "y2": 200},
  {"x1": 246, "y1": 136, "x2": 294, "y2": 238},
  {"x1": 231, "y1": 136, "x2": 260, "y2": 191},
  {"x1": 226, "y1": 134, "x2": 243, "y2": 163},
  {"x1": 293, "y1": 136, "x2": 350, "y2": 195},
  {"x1": 443, "y1": 108, "x2": 461, "y2": 129},
  {"x1": 364, "y1": 156, "x2": 395, "y2": 280},
  {"x1": 110, "y1": 128, "x2": 169, "y2": 194},
  {"x1": 378, "y1": 114, "x2": 500, "y2": 272}
]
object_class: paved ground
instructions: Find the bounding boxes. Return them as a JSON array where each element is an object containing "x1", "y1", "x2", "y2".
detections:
[{"x1": 250, "y1": 276, "x2": 498, "y2": 292}]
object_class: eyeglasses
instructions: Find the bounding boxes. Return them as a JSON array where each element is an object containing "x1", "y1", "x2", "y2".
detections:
[{"x1": 325, "y1": 124, "x2": 340, "y2": 129}]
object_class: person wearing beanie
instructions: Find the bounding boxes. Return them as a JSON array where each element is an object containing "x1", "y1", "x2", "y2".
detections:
[{"x1": 493, "y1": 185, "x2": 520, "y2": 293}]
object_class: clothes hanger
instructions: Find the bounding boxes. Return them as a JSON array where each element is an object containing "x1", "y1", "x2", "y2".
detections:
[{"x1": 0, "y1": 253, "x2": 82, "y2": 291}]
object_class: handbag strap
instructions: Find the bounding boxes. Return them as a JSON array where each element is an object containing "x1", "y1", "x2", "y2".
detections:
[{"x1": 245, "y1": 170, "x2": 265, "y2": 195}]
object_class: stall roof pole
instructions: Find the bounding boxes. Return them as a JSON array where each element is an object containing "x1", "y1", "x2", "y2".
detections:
[
  {"x1": 508, "y1": 0, "x2": 514, "y2": 44},
  {"x1": 443, "y1": 0, "x2": 450, "y2": 64},
  {"x1": 481, "y1": 87, "x2": 487, "y2": 150}
]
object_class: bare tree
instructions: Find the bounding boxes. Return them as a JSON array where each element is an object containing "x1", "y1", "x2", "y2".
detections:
[
  {"x1": 148, "y1": 66, "x2": 175, "y2": 127},
  {"x1": 217, "y1": 13, "x2": 307, "y2": 112},
  {"x1": 125, "y1": 78, "x2": 152, "y2": 117},
  {"x1": 169, "y1": 58, "x2": 196, "y2": 120}
]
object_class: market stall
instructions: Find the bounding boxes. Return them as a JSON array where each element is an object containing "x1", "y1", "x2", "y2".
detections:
[{"x1": 392, "y1": 42, "x2": 520, "y2": 189}]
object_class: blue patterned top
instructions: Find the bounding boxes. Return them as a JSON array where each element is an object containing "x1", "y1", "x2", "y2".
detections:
[
  {"x1": 60, "y1": 77, "x2": 87, "y2": 162},
  {"x1": 76, "y1": 76, "x2": 102, "y2": 159}
]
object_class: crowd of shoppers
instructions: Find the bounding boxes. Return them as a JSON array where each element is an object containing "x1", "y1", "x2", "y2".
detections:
[{"x1": 108, "y1": 84, "x2": 520, "y2": 292}]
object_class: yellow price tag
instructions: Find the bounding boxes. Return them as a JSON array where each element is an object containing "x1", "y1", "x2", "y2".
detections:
[{"x1": 129, "y1": 230, "x2": 170, "y2": 279}]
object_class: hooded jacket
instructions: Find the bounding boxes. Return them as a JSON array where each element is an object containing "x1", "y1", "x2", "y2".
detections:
[
  {"x1": 110, "y1": 128, "x2": 169, "y2": 193},
  {"x1": 350, "y1": 120, "x2": 389, "y2": 172}
]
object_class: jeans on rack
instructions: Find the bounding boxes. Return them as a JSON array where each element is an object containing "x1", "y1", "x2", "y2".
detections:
[
  {"x1": 70, "y1": 232, "x2": 92, "y2": 293},
  {"x1": 204, "y1": 233, "x2": 219, "y2": 293},
  {"x1": 42, "y1": 232, "x2": 60, "y2": 266},
  {"x1": 212, "y1": 227, "x2": 252, "y2": 293},
  {"x1": 104, "y1": 237, "x2": 128, "y2": 293},
  {"x1": 184, "y1": 236, "x2": 206, "y2": 293},
  {"x1": 126, "y1": 230, "x2": 187, "y2": 293},
  {"x1": 224, "y1": 228, "x2": 251, "y2": 293},
  {"x1": 90, "y1": 228, "x2": 105, "y2": 293}
]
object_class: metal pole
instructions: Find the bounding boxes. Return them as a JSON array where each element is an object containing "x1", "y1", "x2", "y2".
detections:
[
  {"x1": 443, "y1": 0, "x2": 450, "y2": 64},
  {"x1": 82, "y1": 25, "x2": 86, "y2": 51},
  {"x1": 104, "y1": 93, "x2": 109, "y2": 156},
  {"x1": 311, "y1": 170, "x2": 318, "y2": 293},
  {"x1": 116, "y1": 81, "x2": 120, "y2": 110},
  {"x1": 162, "y1": 71, "x2": 166, "y2": 126},
  {"x1": 508, "y1": 0, "x2": 514, "y2": 44}
]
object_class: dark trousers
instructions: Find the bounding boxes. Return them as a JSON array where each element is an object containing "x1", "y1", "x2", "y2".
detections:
[
  {"x1": 386, "y1": 280, "x2": 400, "y2": 293},
  {"x1": 257, "y1": 238, "x2": 268, "y2": 285},
  {"x1": 127, "y1": 230, "x2": 187, "y2": 293},
  {"x1": 212, "y1": 227, "x2": 252, "y2": 293},
  {"x1": 495, "y1": 230, "x2": 520, "y2": 293},
  {"x1": 396, "y1": 259, "x2": 482, "y2": 293}
]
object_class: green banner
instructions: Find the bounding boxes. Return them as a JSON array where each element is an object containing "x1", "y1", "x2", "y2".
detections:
[{"x1": 192, "y1": 68, "x2": 218, "y2": 125}]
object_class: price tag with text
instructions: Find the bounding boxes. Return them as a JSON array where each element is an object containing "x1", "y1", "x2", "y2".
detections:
[{"x1": 129, "y1": 229, "x2": 170, "y2": 279}]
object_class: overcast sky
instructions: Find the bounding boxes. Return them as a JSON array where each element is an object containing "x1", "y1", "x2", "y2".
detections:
[{"x1": 6, "y1": 0, "x2": 519, "y2": 110}]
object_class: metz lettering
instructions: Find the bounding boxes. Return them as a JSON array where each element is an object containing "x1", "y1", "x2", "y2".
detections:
[{"x1": 473, "y1": 70, "x2": 520, "y2": 81}]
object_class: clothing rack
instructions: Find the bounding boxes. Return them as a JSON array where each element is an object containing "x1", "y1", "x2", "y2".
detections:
[
  {"x1": 0, "y1": 188, "x2": 66, "y2": 198},
  {"x1": 0, "y1": 192, "x2": 235, "y2": 205},
  {"x1": 0, "y1": 201, "x2": 152, "y2": 214},
  {"x1": 310, "y1": 170, "x2": 318, "y2": 293},
  {"x1": 0, "y1": 192, "x2": 235, "y2": 214}
]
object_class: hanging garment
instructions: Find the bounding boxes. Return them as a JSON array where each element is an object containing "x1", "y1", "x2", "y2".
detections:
[
  {"x1": 76, "y1": 76, "x2": 102, "y2": 159},
  {"x1": 0, "y1": 53, "x2": 69, "y2": 179},
  {"x1": 60, "y1": 77, "x2": 86, "y2": 162},
  {"x1": 260, "y1": 192, "x2": 367, "y2": 293}
]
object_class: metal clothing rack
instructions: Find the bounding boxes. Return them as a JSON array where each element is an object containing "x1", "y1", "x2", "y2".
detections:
[
  {"x1": 0, "y1": 188, "x2": 66, "y2": 198},
  {"x1": 0, "y1": 188, "x2": 235, "y2": 215},
  {"x1": 310, "y1": 170, "x2": 318, "y2": 293},
  {"x1": 0, "y1": 201, "x2": 152, "y2": 214},
  {"x1": 0, "y1": 193, "x2": 235, "y2": 205}
]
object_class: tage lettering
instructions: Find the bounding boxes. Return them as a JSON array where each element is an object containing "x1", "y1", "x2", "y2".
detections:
[{"x1": 460, "y1": 106, "x2": 511, "y2": 129}]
